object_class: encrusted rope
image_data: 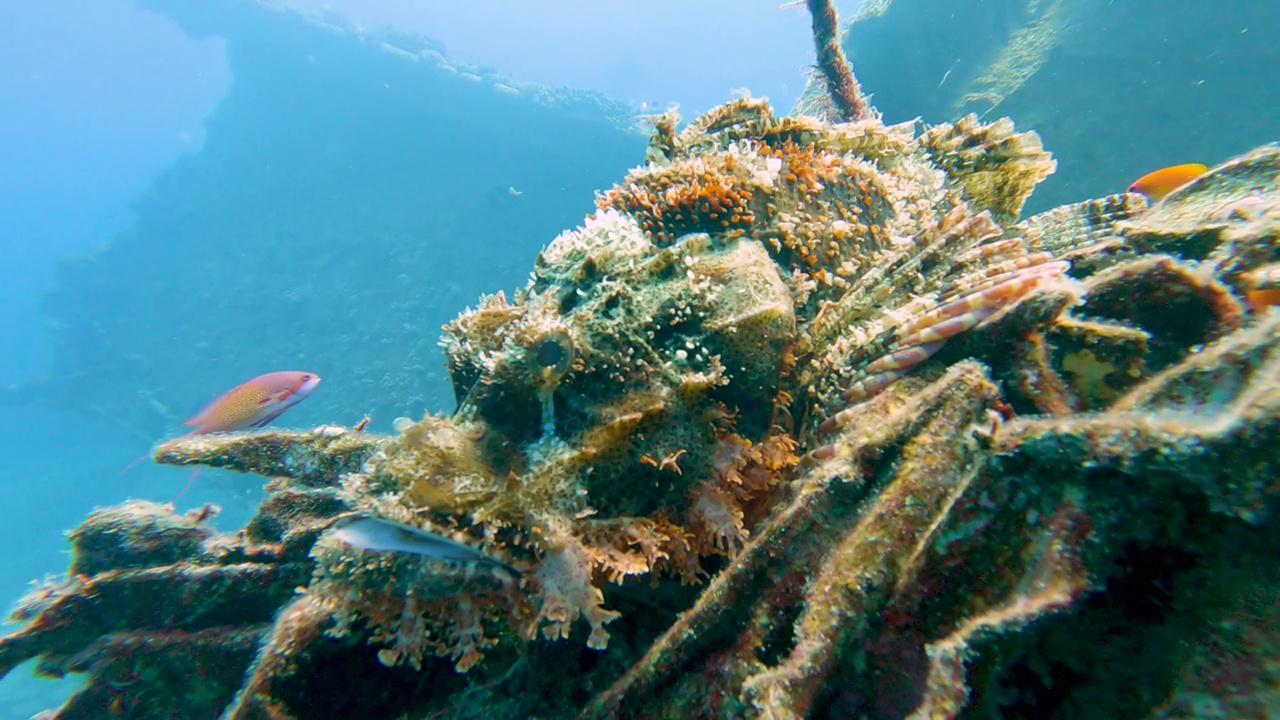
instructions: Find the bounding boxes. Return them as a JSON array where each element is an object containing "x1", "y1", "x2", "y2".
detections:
[{"x1": 805, "y1": 0, "x2": 875, "y2": 121}]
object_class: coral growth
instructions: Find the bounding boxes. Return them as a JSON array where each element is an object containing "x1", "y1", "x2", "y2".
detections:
[
  {"x1": 4, "y1": 73, "x2": 1280, "y2": 720},
  {"x1": 0, "y1": 491, "x2": 345, "y2": 718}
]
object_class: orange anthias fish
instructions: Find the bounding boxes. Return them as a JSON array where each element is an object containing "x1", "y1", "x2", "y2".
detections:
[
  {"x1": 1246, "y1": 288, "x2": 1280, "y2": 310},
  {"x1": 120, "y1": 371, "x2": 322, "y2": 492},
  {"x1": 1127, "y1": 163, "x2": 1209, "y2": 202}
]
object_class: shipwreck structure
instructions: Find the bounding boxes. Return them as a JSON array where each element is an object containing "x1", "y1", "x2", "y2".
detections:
[
  {"x1": 4, "y1": 0, "x2": 1280, "y2": 718},
  {"x1": 800, "y1": 0, "x2": 1280, "y2": 213}
]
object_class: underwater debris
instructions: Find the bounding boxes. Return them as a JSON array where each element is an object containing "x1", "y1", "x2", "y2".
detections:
[
  {"x1": 153, "y1": 425, "x2": 386, "y2": 488},
  {"x1": 0, "y1": 493, "x2": 345, "y2": 718},
  {"x1": 6, "y1": 17, "x2": 1280, "y2": 718}
]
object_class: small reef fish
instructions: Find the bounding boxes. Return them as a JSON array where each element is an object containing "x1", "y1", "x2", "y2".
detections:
[
  {"x1": 120, "y1": 371, "x2": 322, "y2": 495},
  {"x1": 181, "y1": 370, "x2": 322, "y2": 433},
  {"x1": 1246, "y1": 288, "x2": 1280, "y2": 310},
  {"x1": 331, "y1": 516, "x2": 522, "y2": 576},
  {"x1": 1127, "y1": 163, "x2": 1209, "y2": 201}
]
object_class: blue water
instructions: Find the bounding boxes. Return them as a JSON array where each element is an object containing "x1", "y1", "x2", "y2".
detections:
[
  {"x1": 0, "y1": 2, "x2": 837, "y2": 715},
  {"x1": 1, "y1": 2, "x2": 227, "y2": 713}
]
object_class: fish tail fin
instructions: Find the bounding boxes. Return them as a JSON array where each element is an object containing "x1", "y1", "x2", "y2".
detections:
[
  {"x1": 119, "y1": 450, "x2": 153, "y2": 477},
  {"x1": 172, "y1": 468, "x2": 203, "y2": 503}
]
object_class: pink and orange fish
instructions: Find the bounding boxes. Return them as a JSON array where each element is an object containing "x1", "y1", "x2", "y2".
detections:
[
  {"x1": 121, "y1": 371, "x2": 322, "y2": 494},
  {"x1": 180, "y1": 370, "x2": 322, "y2": 434}
]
